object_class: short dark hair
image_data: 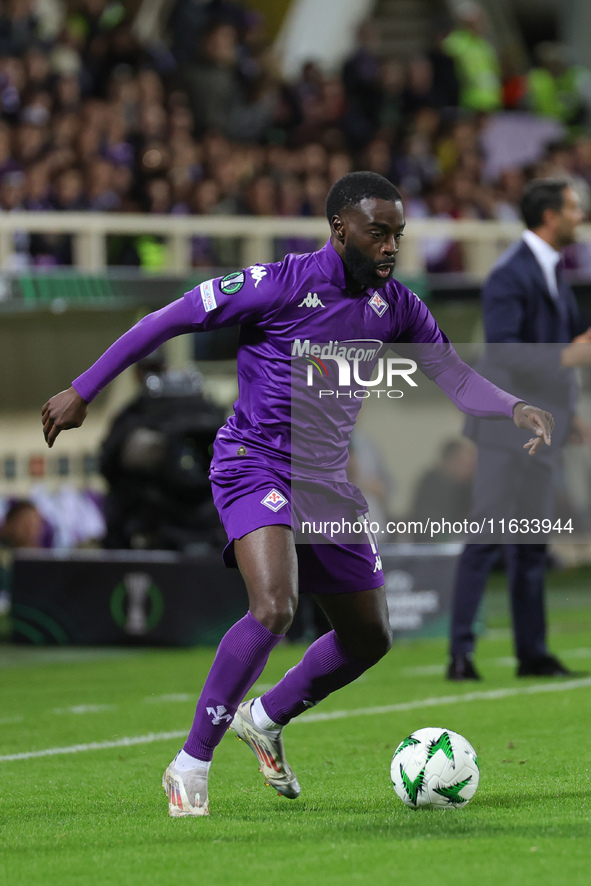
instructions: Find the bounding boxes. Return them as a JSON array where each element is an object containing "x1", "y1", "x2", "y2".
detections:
[
  {"x1": 325, "y1": 171, "x2": 402, "y2": 221},
  {"x1": 520, "y1": 178, "x2": 570, "y2": 229},
  {"x1": 2, "y1": 500, "x2": 36, "y2": 525}
]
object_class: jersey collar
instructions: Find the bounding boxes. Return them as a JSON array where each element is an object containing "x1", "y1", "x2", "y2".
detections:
[{"x1": 314, "y1": 239, "x2": 348, "y2": 289}]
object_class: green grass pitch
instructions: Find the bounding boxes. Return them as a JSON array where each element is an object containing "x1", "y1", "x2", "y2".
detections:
[{"x1": 1, "y1": 568, "x2": 590, "y2": 886}]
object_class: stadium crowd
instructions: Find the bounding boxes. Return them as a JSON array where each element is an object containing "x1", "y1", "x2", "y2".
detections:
[{"x1": 1, "y1": 0, "x2": 591, "y2": 271}]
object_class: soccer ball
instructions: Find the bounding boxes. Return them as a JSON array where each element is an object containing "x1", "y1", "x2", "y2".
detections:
[{"x1": 390, "y1": 727, "x2": 479, "y2": 809}]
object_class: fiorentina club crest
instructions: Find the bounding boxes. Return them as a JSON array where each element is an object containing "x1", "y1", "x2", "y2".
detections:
[
  {"x1": 261, "y1": 488, "x2": 288, "y2": 512},
  {"x1": 368, "y1": 291, "x2": 388, "y2": 317}
]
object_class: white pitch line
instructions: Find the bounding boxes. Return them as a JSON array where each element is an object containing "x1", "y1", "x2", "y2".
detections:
[
  {"x1": 298, "y1": 676, "x2": 591, "y2": 723},
  {"x1": 53, "y1": 705, "x2": 116, "y2": 715},
  {"x1": 0, "y1": 731, "x2": 187, "y2": 762},
  {"x1": 2, "y1": 677, "x2": 591, "y2": 763}
]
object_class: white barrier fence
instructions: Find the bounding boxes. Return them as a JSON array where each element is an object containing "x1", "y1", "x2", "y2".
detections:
[{"x1": 3, "y1": 212, "x2": 589, "y2": 277}]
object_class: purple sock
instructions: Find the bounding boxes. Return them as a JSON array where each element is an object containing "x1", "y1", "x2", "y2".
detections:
[
  {"x1": 261, "y1": 630, "x2": 371, "y2": 726},
  {"x1": 184, "y1": 611, "x2": 283, "y2": 761}
]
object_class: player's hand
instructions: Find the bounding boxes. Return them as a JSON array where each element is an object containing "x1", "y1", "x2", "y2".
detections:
[
  {"x1": 513, "y1": 403, "x2": 554, "y2": 456},
  {"x1": 42, "y1": 387, "x2": 88, "y2": 448}
]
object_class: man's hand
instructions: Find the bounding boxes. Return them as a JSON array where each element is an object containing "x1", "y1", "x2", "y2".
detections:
[
  {"x1": 568, "y1": 413, "x2": 591, "y2": 448},
  {"x1": 561, "y1": 328, "x2": 591, "y2": 367},
  {"x1": 42, "y1": 387, "x2": 88, "y2": 448},
  {"x1": 513, "y1": 402, "x2": 554, "y2": 456}
]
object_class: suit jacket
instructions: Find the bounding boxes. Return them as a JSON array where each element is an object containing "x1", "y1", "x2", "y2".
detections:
[{"x1": 466, "y1": 238, "x2": 581, "y2": 452}]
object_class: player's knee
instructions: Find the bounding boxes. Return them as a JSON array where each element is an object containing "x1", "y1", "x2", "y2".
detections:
[
  {"x1": 250, "y1": 589, "x2": 298, "y2": 635},
  {"x1": 367, "y1": 624, "x2": 393, "y2": 662},
  {"x1": 344, "y1": 622, "x2": 392, "y2": 664}
]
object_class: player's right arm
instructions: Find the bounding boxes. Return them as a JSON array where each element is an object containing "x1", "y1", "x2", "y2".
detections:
[{"x1": 42, "y1": 265, "x2": 283, "y2": 447}]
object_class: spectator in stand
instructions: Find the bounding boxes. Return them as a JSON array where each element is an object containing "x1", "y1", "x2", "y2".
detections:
[
  {"x1": 341, "y1": 20, "x2": 383, "y2": 149},
  {"x1": 24, "y1": 159, "x2": 51, "y2": 209},
  {"x1": 0, "y1": 0, "x2": 41, "y2": 56},
  {"x1": 0, "y1": 498, "x2": 44, "y2": 549},
  {"x1": 394, "y1": 129, "x2": 441, "y2": 200},
  {"x1": 0, "y1": 168, "x2": 30, "y2": 267},
  {"x1": 492, "y1": 168, "x2": 527, "y2": 221},
  {"x1": 526, "y1": 42, "x2": 591, "y2": 136},
  {"x1": 169, "y1": 0, "x2": 252, "y2": 66},
  {"x1": 181, "y1": 21, "x2": 242, "y2": 137},
  {"x1": 402, "y1": 55, "x2": 441, "y2": 117},
  {"x1": 28, "y1": 165, "x2": 86, "y2": 265},
  {"x1": 0, "y1": 499, "x2": 45, "y2": 616},
  {"x1": 375, "y1": 58, "x2": 404, "y2": 138},
  {"x1": 241, "y1": 173, "x2": 276, "y2": 216},
  {"x1": 442, "y1": 1, "x2": 502, "y2": 114},
  {"x1": 424, "y1": 17, "x2": 460, "y2": 111}
]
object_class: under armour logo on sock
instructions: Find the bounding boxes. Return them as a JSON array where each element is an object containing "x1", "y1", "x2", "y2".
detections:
[{"x1": 206, "y1": 705, "x2": 233, "y2": 725}]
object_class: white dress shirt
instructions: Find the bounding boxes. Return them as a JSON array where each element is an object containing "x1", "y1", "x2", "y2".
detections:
[{"x1": 522, "y1": 229, "x2": 561, "y2": 300}]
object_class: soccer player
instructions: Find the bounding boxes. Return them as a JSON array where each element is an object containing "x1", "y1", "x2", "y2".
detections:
[{"x1": 42, "y1": 172, "x2": 553, "y2": 817}]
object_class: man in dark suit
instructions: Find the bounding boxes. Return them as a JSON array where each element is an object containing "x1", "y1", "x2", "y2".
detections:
[{"x1": 447, "y1": 177, "x2": 591, "y2": 680}]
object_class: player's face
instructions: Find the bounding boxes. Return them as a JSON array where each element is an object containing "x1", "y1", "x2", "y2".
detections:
[{"x1": 334, "y1": 197, "x2": 406, "y2": 290}]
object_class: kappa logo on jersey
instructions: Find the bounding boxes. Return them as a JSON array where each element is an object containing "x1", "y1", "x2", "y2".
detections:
[
  {"x1": 200, "y1": 279, "x2": 217, "y2": 312},
  {"x1": 249, "y1": 265, "x2": 267, "y2": 288},
  {"x1": 298, "y1": 292, "x2": 325, "y2": 309},
  {"x1": 261, "y1": 488, "x2": 288, "y2": 512},
  {"x1": 368, "y1": 292, "x2": 388, "y2": 317},
  {"x1": 220, "y1": 270, "x2": 245, "y2": 294},
  {"x1": 206, "y1": 705, "x2": 232, "y2": 725}
]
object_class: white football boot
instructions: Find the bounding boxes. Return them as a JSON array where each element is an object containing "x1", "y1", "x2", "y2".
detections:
[
  {"x1": 231, "y1": 700, "x2": 301, "y2": 799},
  {"x1": 162, "y1": 753, "x2": 210, "y2": 817}
]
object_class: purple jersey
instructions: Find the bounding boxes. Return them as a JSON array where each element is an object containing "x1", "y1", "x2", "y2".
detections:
[{"x1": 72, "y1": 239, "x2": 519, "y2": 479}]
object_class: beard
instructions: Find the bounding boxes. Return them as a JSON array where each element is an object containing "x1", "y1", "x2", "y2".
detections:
[{"x1": 343, "y1": 242, "x2": 395, "y2": 290}]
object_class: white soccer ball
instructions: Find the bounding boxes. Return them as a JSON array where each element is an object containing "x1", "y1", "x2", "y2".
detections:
[{"x1": 390, "y1": 727, "x2": 480, "y2": 809}]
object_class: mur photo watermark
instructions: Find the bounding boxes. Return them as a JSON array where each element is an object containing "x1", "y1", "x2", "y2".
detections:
[{"x1": 291, "y1": 338, "x2": 418, "y2": 399}]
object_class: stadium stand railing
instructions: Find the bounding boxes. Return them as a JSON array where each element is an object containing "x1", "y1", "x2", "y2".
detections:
[{"x1": 0, "y1": 212, "x2": 570, "y2": 277}]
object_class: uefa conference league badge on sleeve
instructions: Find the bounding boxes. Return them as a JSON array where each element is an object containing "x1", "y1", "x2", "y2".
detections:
[{"x1": 219, "y1": 271, "x2": 246, "y2": 294}]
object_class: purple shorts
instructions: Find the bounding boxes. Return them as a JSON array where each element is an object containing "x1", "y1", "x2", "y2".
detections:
[{"x1": 210, "y1": 461, "x2": 384, "y2": 595}]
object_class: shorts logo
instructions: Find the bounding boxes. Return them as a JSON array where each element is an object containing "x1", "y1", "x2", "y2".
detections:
[
  {"x1": 220, "y1": 271, "x2": 245, "y2": 294},
  {"x1": 261, "y1": 488, "x2": 288, "y2": 512},
  {"x1": 368, "y1": 292, "x2": 388, "y2": 317},
  {"x1": 200, "y1": 279, "x2": 217, "y2": 312},
  {"x1": 249, "y1": 266, "x2": 267, "y2": 288}
]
